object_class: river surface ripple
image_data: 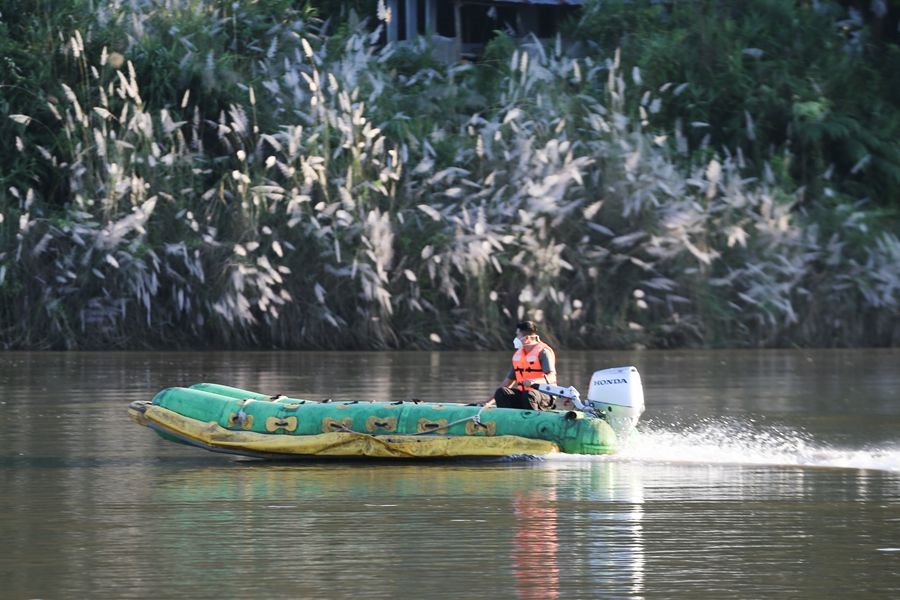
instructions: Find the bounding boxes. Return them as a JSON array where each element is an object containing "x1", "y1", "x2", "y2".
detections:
[{"x1": 1, "y1": 349, "x2": 898, "y2": 599}]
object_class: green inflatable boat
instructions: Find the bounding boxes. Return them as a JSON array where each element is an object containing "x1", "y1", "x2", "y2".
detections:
[{"x1": 129, "y1": 369, "x2": 645, "y2": 459}]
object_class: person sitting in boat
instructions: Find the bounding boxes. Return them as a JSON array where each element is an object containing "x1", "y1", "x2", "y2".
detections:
[{"x1": 485, "y1": 320, "x2": 557, "y2": 411}]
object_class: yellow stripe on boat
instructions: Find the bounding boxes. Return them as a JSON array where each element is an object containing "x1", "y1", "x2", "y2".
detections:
[{"x1": 143, "y1": 405, "x2": 560, "y2": 458}]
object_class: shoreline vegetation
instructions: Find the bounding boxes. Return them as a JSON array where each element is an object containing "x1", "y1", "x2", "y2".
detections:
[{"x1": 0, "y1": 1, "x2": 898, "y2": 350}]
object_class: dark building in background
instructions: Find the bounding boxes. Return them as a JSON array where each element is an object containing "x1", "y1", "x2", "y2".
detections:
[{"x1": 384, "y1": 0, "x2": 584, "y2": 60}]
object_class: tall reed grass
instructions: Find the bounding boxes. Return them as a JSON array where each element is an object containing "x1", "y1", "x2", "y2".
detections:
[{"x1": 1, "y1": 2, "x2": 897, "y2": 349}]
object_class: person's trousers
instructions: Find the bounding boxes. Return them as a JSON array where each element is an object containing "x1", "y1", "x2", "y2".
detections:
[{"x1": 493, "y1": 386, "x2": 554, "y2": 411}]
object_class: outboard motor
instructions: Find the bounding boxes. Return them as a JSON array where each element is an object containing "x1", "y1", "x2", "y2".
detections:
[
  {"x1": 532, "y1": 366, "x2": 645, "y2": 440},
  {"x1": 585, "y1": 366, "x2": 644, "y2": 439}
]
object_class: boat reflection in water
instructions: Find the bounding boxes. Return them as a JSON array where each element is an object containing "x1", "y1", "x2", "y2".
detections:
[
  {"x1": 133, "y1": 458, "x2": 648, "y2": 598},
  {"x1": 513, "y1": 485, "x2": 560, "y2": 599},
  {"x1": 525, "y1": 461, "x2": 647, "y2": 598}
]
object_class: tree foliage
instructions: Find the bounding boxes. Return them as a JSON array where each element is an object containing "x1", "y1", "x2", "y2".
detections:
[
  {"x1": 570, "y1": 0, "x2": 900, "y2": 208},
  {"x1": 0, "y1": 0, "x2": 897, "y2": 350}
]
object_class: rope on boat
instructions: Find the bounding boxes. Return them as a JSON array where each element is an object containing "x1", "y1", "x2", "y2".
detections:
[
  {"x1": 328, "y1": 404, "x2": 492, "y2": 437},
  {"x1": 410, "y1": 404, "x2": 492, "y2": 436},
  {"x1": 325, "y1": 424, "x2": 421, "y2": 458}
]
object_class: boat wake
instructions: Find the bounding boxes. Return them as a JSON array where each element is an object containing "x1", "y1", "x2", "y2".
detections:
[{"x1": 553, "y1": 417, "x2": 900, "y2": 473}]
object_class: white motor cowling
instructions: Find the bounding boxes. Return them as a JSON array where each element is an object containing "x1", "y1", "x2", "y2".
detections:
[{"x1": 585, "y1": 366, "x2": 645, "y2": 439}]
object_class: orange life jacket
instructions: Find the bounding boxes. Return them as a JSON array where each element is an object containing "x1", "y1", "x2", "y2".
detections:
[{"x1": 512, "y1": 341, "x2": 555, "y2": 391}]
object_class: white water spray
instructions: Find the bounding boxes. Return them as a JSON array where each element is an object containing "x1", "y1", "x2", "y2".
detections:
[{"x1": 552, "y1": 416, "x2": 900, "y2": 473}]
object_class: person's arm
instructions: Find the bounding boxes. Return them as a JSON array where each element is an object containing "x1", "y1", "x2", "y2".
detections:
[
  {"x1": 479, "y1": 369, "x2": 515, "y2": 405},
  {"x1": 538, "y1": 350, "x2": 557, "y2": 385},
  {"x1": 500, "y1": 367, "x2": 516, "y2": 389}
]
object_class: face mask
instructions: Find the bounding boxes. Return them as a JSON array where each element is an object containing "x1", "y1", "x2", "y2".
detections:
[{"x1": 513, "y1": 337, "x2": 523, "y2": 349}]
